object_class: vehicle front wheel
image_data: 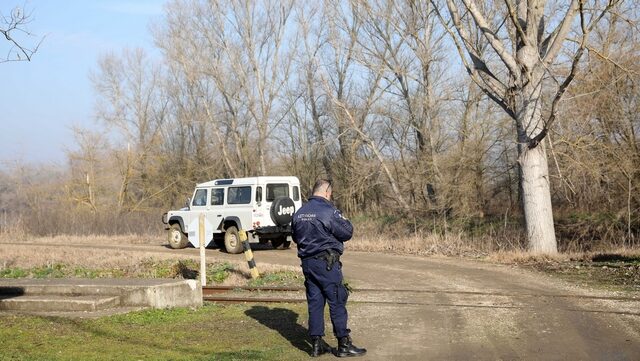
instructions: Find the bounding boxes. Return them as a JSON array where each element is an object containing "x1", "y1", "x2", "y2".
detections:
[
  {"x1": 224, "y1": 226, "x2": 244, "y2": 254},
  {"x1": 168, "y1": 224, "x2": 189, "y2": 249}
]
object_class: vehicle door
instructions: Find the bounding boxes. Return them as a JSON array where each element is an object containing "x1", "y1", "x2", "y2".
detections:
[
  {"x1": 224, "y1": 185, "x2": 253, "y2": 230},
  {"x1": 207, "y1": 187, "x2": 226, "y2": 232},
  {"x1": 185, "y1": 188, "x2": 208, "y2": 232}
]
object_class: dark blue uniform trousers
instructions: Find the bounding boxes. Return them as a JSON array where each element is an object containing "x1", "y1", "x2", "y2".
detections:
[{"x1": 301, "y1": 257, "x2": 350, "y2": 338}]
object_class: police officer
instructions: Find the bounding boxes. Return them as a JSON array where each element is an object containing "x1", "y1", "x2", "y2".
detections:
[{"x1": 292, "y1": 179, "x2": 366, "y2": 358}]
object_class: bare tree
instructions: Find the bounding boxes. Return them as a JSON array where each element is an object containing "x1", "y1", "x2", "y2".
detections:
[
  {"x1": 1, "y1": 5, "x2": 42, "y2": 62},
  {"x1": 354, "y1": 0, "x2": 449, "y2": 211},
  {"x1": 434, "y1": 0, "x2": 622, "y2": 253},
  {"x1": 91, "y1": 48, "x2": 168, "y2": 213}
]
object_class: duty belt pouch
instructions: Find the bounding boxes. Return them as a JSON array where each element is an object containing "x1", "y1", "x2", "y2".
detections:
[{"x1": 321, "y1": 249, "x2": 340, "y2": 271}]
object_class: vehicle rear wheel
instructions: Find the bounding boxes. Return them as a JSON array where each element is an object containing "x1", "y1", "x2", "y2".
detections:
[
  {"x1": 168, "y1": 224, "x2": 189, "y2": 249},
  {"x1": 224, "y1": 226, "x2": 244, "y2": 254}
]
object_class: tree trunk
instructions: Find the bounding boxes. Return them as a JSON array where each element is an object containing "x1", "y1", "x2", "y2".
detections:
[
  {"x1": 516, "y1": 83, "x2": 557, "y2": 253},
  {"x1": 518, "y1": 144, "x2": 557, "y2": 253}
]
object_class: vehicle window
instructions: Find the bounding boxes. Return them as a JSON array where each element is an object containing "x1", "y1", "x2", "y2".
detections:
[
  {"x1": 256, "y1": 186, "x2": 262, "y2": 202},
  {"x1": 292, "y1": 186, "x2": 300, "y2": 201},
  {"x1": 266, "y1": 183, "x2": 289, "y2": 202},
  {"x1": 210, "y1": 188, "x2": 224, "y2": 206},
  {"x1": 192, "y1": 189, "x2": 207, "y2": 206},
  {"x1": 228, "y1": 186, "x2": 252, "y2": 204}
]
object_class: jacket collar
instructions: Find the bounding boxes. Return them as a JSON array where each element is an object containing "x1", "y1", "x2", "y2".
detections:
[{"x1": 308, "y1": 195, "x2": 333, "y2": 206}]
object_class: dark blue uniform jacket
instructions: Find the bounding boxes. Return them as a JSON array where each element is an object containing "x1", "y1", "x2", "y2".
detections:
[{"x1": 292, "y1": 196, "x2": 353, "y2": 259}]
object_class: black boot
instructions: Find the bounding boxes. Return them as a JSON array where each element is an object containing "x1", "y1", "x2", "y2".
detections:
[
  {"x1": 311, "y1": 336, "x2": 332, "y2": 357},
  {"x1": 334, "y1": 336, "x2": 366, "y2": 357}
]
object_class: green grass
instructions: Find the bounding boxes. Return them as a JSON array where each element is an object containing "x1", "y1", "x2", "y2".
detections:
[
  {"x1": 0, "y1": 303, "x2": 314, "y2": 360},
  {"x1": 0, "y1": 260, "x2": 232, "y2": 282},
  {"x1": 0, "y1": 263, "x2": 143, "y2": 280},
  {"x1": 248, "y1": 270, "x2": 303, "y2": 287},
  {"x1": 0, "y1": 261, "x2": 305, "y2": 288},
  {"x1": 208, "y1": 262, "x2": 235, "y2": 283}
]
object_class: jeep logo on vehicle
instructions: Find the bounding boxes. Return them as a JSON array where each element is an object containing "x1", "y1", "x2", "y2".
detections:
[{"x1": 277, "y1": 205, "x2": 295, "y2": 216}]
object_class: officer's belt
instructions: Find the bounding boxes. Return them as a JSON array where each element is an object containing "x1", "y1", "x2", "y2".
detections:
[{"x1": 302, "y1": 249, "x2": 341, "y2": 271}]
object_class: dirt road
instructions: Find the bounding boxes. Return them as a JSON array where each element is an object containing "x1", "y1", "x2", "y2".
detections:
[
  {"x1": 194, "y1": 246, "x2": 640, "y2": 360},
  {"x1": 4, "y1": 241, "x2": 640, "y2": 360}
]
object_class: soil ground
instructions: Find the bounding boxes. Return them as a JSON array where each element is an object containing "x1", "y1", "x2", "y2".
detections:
[{"x1": 2, "y1": 239, "x2": 639, "y2": 360}]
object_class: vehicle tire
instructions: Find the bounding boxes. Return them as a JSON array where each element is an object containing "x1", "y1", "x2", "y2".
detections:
[
  {"x1": 270, "y1": 196, "x2": 296, "y2": 226},
  {"x1": 168, "y1": 223, "x2": 189, "y2": 249},
  {"x1": 224, "y1": 226, "x2": 244, "y2": 254},
  {"x1": 271, "y1": 236, "x2": 291, "y2": 250}
]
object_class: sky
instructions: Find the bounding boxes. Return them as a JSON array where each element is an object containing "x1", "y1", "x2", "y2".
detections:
[{"x1": 0, "y1": 0, "x2": 167, "y2": 167}]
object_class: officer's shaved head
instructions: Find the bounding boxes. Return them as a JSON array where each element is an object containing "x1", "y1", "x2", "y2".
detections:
[{"x1": 312, "y1": 179, "x2": 332, "y2": 198}]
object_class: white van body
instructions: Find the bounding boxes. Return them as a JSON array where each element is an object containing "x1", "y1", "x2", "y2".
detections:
[{"x1": 163, "y1": 176, "x2": 302, "y2": 253}]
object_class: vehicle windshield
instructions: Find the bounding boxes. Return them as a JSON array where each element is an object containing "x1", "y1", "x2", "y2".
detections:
[{"x1": 192, "y1": 189, "x2": 207, "y2": 206}]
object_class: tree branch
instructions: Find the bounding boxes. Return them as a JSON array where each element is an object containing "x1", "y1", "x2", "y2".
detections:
[
  {"x1": 503, "y1": 0, "x2": 529, "y2": 48},
  {"x1": 0, "y1": 6, "x2": 43, "y2": 63},
  {"x1": 540, "y1": 0, "x2": 579, "y2": 65},
  {"x1": 432, "y1": 0, "x2": 513, "y2": 118},
  {"x1": 459, "y1": 0, "x2": 520, "y2": 78}
]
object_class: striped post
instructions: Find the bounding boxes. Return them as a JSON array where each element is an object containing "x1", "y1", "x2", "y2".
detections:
[{"x1": 239, "y1": 230, "x2": 260, "y2": 279}]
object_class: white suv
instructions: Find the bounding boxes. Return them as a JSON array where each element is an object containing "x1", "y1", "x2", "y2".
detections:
[{"x1": 162, "y1": 176, "x2": 302, "y2": 253}]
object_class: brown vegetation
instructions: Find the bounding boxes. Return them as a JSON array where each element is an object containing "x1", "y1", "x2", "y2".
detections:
[{"x1": 487, "y1": 249, "x2": 640, "y2": 292}]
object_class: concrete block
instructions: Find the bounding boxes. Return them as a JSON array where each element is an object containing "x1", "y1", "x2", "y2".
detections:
[
  {"x1": 121, "y1": 279, "x2": 203, "y2": 308},
  {"x1": 0, "y1": 295, "x2": 120, "y2": 312}
]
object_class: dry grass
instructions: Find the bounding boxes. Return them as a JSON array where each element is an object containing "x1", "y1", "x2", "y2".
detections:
[
  {"x1": 487, "y1": 250, "x2": 571, "y2": 264},
  {"x1": 0, "y1": 232, "x2": 175, "y2": 271},
  {"x1": 0, "y1": 243, "x2": 188, "y2": 270},
  {"x1": 0, "y1": 233, "x2": 301, "y2": 287},
  {"x1": 349, "y1": 232, "x2": 498, "y2": 257},
  {"x1": 0, "y1": 233, "x2": 164, "y2": 245},
  {"x1": 487, "y1": 248, "x2": 640, "y2": 265},
  {"x1": 487, "y1": 248, "x2": 640, "y2": 292}
]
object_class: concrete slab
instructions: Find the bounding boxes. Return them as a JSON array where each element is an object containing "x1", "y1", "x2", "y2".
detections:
[
  {"x1": 0, "y1": 278, "x2": 202, "y2": 314},
  {"x1": 0, "y1": 295, "x2": 120, "y2": 312},
  {"x1": 0, "y1": 306, "x2": 147, "y2": 319}
]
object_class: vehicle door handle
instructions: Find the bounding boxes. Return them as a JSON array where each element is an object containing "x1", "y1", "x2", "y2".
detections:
[{"x1": 217, "y1": 215, "x2": 222, "y2": 217}]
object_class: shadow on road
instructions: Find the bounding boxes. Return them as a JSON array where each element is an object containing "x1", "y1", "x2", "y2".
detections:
[{"x1": 244, "y1": 306, "x2": 311, "y2": 355}]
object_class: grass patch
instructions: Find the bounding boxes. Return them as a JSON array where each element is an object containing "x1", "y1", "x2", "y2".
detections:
[
  {"x1": 208, "y1": 262, "x2": 235, "y2": 283},
  {"x1": 0, "y1": 303, "x2": 313, "y2": 360},
  {"x1": 0, "y1": 260, "x2": 305, "y2": 288},
  {"x1": 248, "y1": 270, "x2": 303, "y2": 288},
  {"x1": 0, "y1": 260, "x2": 219, "y2": 281}
]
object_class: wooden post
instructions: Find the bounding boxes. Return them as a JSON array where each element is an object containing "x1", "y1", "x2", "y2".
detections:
[
  {"x1": 199, "y1": 213, "x2": 206, "y2": 287},
  {"x1": 239, "y1": 230, "x2": 260, "y2": 279}
]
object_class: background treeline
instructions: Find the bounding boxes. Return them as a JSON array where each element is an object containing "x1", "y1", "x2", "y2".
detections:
[{"x1": 1, "y1": 0, "x2": 638, "y2": 252}]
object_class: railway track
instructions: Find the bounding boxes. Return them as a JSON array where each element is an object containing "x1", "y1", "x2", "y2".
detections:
[
  {"x1": 202, "y1": 285, "x2": 306, "y2": 303},
  {"x1": 201, "y1": 285, "x2": 640, "y2": 310}
]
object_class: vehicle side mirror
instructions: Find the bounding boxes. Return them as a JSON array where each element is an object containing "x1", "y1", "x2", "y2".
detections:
[{"x1": 185, "y1": 197, "x2": 191, "y2": 208}]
